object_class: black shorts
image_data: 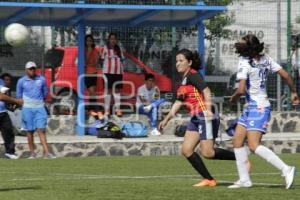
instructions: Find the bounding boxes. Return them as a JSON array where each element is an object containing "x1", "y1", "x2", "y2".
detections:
[
  {"x1": 104, "y1": 73, "x2": 123, "y2": 89},
  {"x1": 85, "y1": 75, "x2": 97, "y2": 89}
]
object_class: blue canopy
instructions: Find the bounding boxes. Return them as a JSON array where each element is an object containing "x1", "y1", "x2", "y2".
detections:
[
  {"x1": 0, "y1": 1, "x2": 226, "y2": 135},
  {"x1": 0, "y1": 2, "x2": 225, "y2": 27}
]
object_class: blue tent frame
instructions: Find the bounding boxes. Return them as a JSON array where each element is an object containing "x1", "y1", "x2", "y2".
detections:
[{"x1": 0, "y1": 1, "x2": 226, "y2": 135}]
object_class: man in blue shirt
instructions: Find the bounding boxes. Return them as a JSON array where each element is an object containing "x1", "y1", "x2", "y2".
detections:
[
  {"x1": 0, "y1": 78, "x2": 23, "y2": 159},
  {"x1": 17, "y1": 61, "x2": 55, "y2": 159}
]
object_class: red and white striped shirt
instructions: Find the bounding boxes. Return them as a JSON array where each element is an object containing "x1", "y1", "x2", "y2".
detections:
[{"x1": 101, "y1": 45, "x2": 124, "y2": 74}]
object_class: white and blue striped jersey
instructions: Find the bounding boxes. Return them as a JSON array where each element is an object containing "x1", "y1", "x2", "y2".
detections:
[{"x1": 236, "y1": 55, "x2": 282, "y2": 108}]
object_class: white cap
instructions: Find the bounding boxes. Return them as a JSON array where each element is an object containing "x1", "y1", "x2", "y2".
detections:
[
  {"x1": 25, "y1": 61, "x2": 37, "y2": 69},
  {"x1": 0, "y1": 86, "x2": 9, "y2": 93}
]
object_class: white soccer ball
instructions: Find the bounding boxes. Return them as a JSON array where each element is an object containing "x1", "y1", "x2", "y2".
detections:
[{"x1": 4, "y1": 23, "x2": 29, "y2": 47}]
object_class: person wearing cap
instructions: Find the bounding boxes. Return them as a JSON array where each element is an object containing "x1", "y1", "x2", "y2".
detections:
[
  {"x1": 0, "y1": 77, "x2": 23, "y2": 159},
  {"x1": 17, "y1": 61, "x2": 55, "y2": 159}
]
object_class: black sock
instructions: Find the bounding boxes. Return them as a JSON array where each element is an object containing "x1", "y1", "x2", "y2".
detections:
[
  {"x1": 213, "y1": 148, "x2": 236, "y2": 160},
  {"x1": 187, "y1": 152, "x2": 214, "y2": 180}
]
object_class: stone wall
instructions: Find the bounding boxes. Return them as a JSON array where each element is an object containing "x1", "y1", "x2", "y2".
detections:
[
  {"x1": 4, "y1": 134, "x2": 299, "y2": 158},
  {"x1": 45, "y1": 112, "x2": 300, "y2": 135}
]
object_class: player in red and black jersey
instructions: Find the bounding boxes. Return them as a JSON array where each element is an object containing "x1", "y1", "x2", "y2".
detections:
[{"x1": 159, "y1": 49, "x2": 237, "y2": 187}]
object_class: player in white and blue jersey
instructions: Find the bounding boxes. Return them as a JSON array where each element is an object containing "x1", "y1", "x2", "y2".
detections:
[
  {"x1": 228, "y1": 34, "x2": 299, "y2": 189},
  {"x1": 17, "y1": 61, "x2": 55, "y2": 159}
]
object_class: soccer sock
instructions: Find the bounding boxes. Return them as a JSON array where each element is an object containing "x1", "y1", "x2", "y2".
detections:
[
  {"x1": 187, "y1": 152, "x2": 214, "y2": 180},
  {"x1": 213, "y1": 148, "x2": 236, "y2": 160},
  {"x1": 255, "y1": 145, "x2": 289, "y2": 175},
  {"x1": 104, "y1": 94, "x2": 111, "y2": 113},
  {"x1": 234, "y1": 147, "x2": 251, "y2": 182}
]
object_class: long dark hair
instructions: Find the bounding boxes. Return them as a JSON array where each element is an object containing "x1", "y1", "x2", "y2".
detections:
[
  {"x1": 85, "y1": 34, "x2": 95, "y2": 48},
  {"x1": 235, "y1": 34, "x2": 264, "y2": 59},
  {"x1": 107, "y1": 33, "x2": 122, "y2": 58},
  {"x1": 176, "y1": 49, "x2": 202, "y2": 71}
]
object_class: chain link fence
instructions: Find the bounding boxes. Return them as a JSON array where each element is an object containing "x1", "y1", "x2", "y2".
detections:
[{"x1": 0, "y1": 0, "x2": 300, "y2": 113}]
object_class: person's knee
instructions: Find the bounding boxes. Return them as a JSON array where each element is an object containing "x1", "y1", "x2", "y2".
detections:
[
  {"x1": 248, "y1": 143, "x2": 258, "y2": 153},
  {"x1": 181, "y1": 146, "x2": 194, "y2": 158},
  {"x1": 200, "y1": 149, "x2": 215, "y2": 159}
]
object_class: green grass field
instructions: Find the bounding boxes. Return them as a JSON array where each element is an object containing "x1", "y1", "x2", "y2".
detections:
[{"x1": 0, "y1": 154, "x2": 299, "y2": 200}]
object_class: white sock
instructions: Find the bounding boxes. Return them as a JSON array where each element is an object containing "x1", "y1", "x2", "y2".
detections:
[
  {"x1": 234, "y1": 147, "x2": 251, "y2": 182},
  {"x1": 255, "y1": 145, "x2": 289, "y2": 175},
  {"x1": 113, "y1": 93, "x2": 121, "y2": 110},
  {"x1": 104, "y1": 94, "x2": 111, "y2": 113}
]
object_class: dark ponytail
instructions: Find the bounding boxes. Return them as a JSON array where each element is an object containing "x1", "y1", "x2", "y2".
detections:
[
  {"x1": 235, "y1": 34, "x2": 264, "y2": 59},
  {"x1": 176, "y1": 49, "x2": 202, "y2": 71}
]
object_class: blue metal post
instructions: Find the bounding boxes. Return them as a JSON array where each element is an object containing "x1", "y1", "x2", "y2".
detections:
[
  {"x1": 198, "y1": 21, "x2": 205, "y2": 77},
  {"x1": 76, "y1": 22, "x2": 85, "y2": 136}
]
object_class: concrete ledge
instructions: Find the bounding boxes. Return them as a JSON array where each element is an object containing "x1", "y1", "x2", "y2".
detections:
[{"x1": 1, "y1": 133, "x2": 299, "y2": 158}]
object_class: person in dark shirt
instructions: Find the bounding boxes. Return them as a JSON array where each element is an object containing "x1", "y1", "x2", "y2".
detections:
[
  {"x1": 0, "y1": 74, "x2": 23, "y2": 159},
  {"x1": 159, "y1": 49, "x2": 240, "y2": 187}
]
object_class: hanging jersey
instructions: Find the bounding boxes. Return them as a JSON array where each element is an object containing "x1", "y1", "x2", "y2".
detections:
[
  {"x1": 101, "y1": 45, "x2": 124, "y2": 74},
  {"x1": 236, "y1": 55, "x2": 282, "y2": 108},
  {"x1": 176, "y1": 69, "x2": 207, "y2": 115}
]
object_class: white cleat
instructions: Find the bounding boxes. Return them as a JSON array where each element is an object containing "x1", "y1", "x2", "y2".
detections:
[
  {"x1": 4, "y1": 153, "x2": 19, "y2": 159},
  {"x1": 228, "y1": 180, "x2": 252, "y2": 189},
  {"x1": 150, "y1": 128, "x2": 161, "y2": 136},
  {"x1": 285, "y1": 166, "x2": 296, "y2": 189}
]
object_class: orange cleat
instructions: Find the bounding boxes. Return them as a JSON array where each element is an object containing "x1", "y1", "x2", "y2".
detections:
[{"x1": 193, "y1": 179, "x2": 217, "y2": 187}]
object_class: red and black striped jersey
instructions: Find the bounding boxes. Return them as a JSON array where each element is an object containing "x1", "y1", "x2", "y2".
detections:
[{"x1": 176, "y1": 69, "x2": 207, "y2": 115}]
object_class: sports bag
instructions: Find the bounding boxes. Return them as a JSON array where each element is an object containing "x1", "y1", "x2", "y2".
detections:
[
  {"x1": 121, "y1": 121, "x2": 148, "y2": 137},
  {"x1": 97, "y1": 122, "x2": 124, "y2": 139},
  {"x1": 87, "y1": 119, "x2": 107, "y2": 136}
]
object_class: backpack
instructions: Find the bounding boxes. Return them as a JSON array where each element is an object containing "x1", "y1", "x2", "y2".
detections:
[
  {"x1": 121, "y1": 122, "x2": 148, "y2": 137},
  {"x1": 87, "y1": 119, "x2": 107, "y2": 136},
  {"x1": 97, "y1": 122, "x2": 124, "y2": 139}
]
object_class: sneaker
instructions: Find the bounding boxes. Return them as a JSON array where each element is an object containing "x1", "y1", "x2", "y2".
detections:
[
  {"x1": 44, "y1": 153, "x2": 56, "y2": 159},
  {"x1": 193, "y1": 179, "x2": 217, "y2": 187},
  {"x1": 150, "y1": 128, "x2": 161, "y2": 136},
  {"x1": 28, "y1": 153, "x2": 37, "y2": 159},
  {"x1": 228, "y1": 180, "x2": 252, "y2": 189},
  {"x1": 285, "y1": 166, "x2": 296, "y2": 189},
  {"x1": 4, "y1": 153, "x2": 18, "y2": 159},
  {"x1": 143, "y1": 105, "x2": 152, "y2": 113}
]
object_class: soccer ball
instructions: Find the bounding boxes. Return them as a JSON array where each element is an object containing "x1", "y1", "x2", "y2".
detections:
[{"x1": 4, "y1": 23, "x2": 29, "y2": 47}]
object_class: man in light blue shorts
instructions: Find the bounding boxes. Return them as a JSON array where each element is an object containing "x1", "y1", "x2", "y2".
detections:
[{"x1": 17, "y1": 61, "x2": 55, "y2": 159}]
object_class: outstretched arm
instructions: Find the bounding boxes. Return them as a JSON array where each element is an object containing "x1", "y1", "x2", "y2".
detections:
[
  {"x1": 277, "y1": 69, "x2": 299, "y2": 105},
  {"x1": 0, "y1": 93, "x2": 23, "y2": 105},
  {"x1": 158, "y1": 100, "x2": 182, "y2": 131}
]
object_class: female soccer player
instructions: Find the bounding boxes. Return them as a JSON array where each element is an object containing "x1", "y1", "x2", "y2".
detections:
[
  {"x1": 228, "y1": 34, "x2": 299, "y2": 189},
  {"x1": 101, "y1": 33, "x2": 125, "y2": 117},
  {"x1": 159, "y1": 49, "x2": 237, "y2": 187}
]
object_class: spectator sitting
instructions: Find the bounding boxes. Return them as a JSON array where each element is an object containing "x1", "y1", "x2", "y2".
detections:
[{"x1": 136, "y1": 73, "x2": 165, "y2": 136}]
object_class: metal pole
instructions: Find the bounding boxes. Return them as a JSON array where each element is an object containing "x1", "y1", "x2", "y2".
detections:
[
  {"x1": 287, "y1": 0, "x2": 292, "y2": 110},
  {"x1": 276, "y1": 0, "x2": 282, "y2": 111},
  {"x1": 76, "y1": 22, "x2": 86, "y2": 136},
  {"x1": 198, "y1": 21, "x2": 205, "y2": 76},
  {"x1": 171, "y1": 0, "x2": 177, "y2": 100}
]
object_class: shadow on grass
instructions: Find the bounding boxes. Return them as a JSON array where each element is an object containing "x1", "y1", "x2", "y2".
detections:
[{"x1": 0, "y1": 186, "x2": 42, "y2": 192}]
